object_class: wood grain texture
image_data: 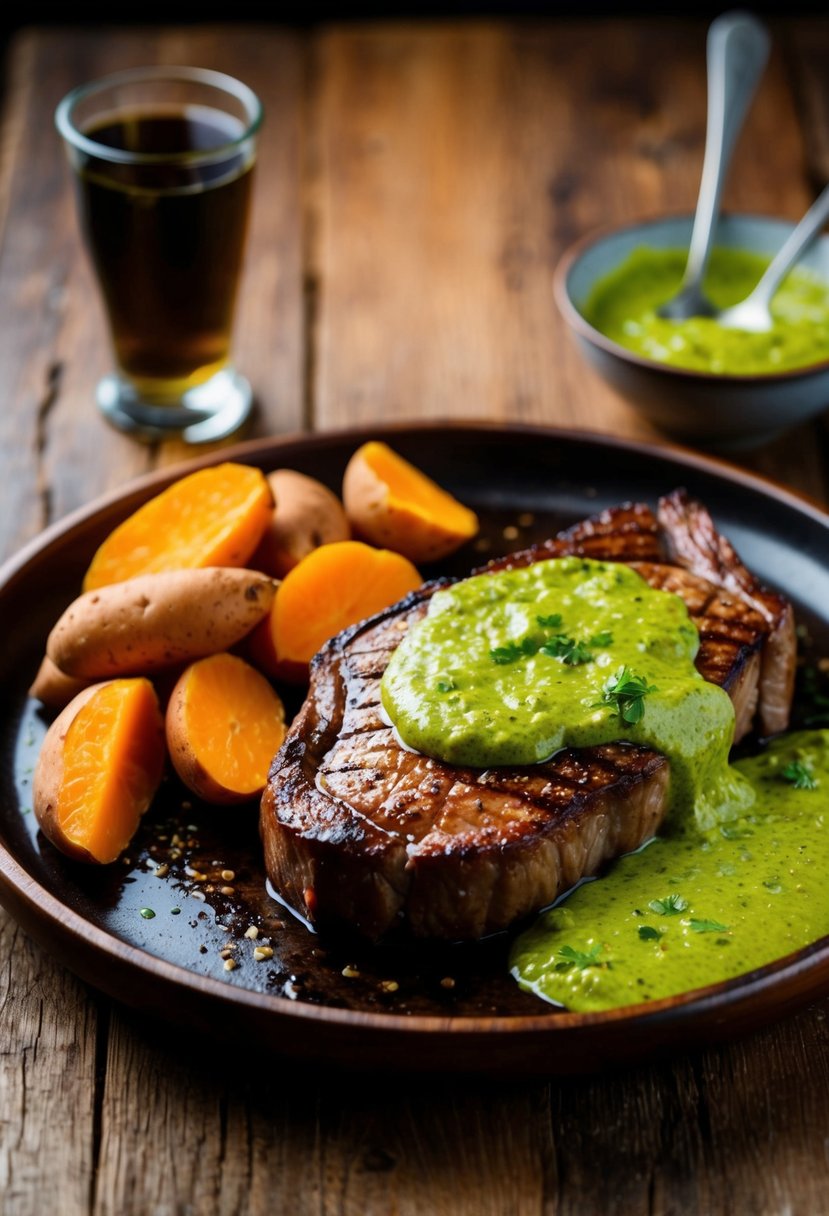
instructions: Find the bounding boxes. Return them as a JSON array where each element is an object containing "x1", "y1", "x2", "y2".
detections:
[
  {"x1": 87, "y1": 1000, "x2": 829, "y2": 1216},
  {"x1": 0, "y1": 917, "x2": 100, "y2": 1215},
  {"x1": 785, "y1": 19, "x2": 829, "y2": 191},
  {"x1": 93, "y1": 1012, "x2": 556, "y2": 1216},
  {"x1": 548, "y1": 1005, "x2": 829, "y2": 1216},
  {"x1": 2, "y1": 17, "x2": 829, "y2": 1216}
]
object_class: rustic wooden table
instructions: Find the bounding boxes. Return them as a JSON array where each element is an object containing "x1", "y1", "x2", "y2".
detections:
[{"x1": 2, "y1": 19, "x2": 829, "y2": 1215}]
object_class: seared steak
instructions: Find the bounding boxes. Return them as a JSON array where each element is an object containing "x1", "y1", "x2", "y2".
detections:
[
  {"x1": 485, "y1": 491, "x2": 794, "y2": 738},
  {"x1": 261, "y1": 493, "x2": 795, "y2": 941}
]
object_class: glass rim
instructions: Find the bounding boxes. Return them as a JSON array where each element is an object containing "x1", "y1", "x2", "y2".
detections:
[{"x1": 55, "y1": 65, "x2": 263, "y2": 166}]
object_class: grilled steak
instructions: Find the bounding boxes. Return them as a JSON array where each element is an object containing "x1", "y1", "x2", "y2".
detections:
[
  {"x1": 484, "y1": 491, "x2": 794, "y2": 738},
  {"x1": 261, "y1": 492, "x2": 795, "y2": 941}
]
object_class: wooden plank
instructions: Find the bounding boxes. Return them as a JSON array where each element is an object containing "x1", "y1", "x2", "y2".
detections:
[
  {"x1": 0, "y1": 30, "x2": 151, "y2": 564},
  {"x1": 307, "y1": 22, "x2": 676, "y2": 432},
  {"x1": 0, "y1": 34, "x2": 115, "y2": 1216},
  {"x1": 89, "y1": 1001, "x2": 829, "y2": 1216},
  {"x1": 311, "y1": 21, "x2": 828, "y2": 503},
  {"x1": 93, "y1": 1017, "x2": 554, "y2": 1216},
  {"x1": 0, "y1": 918, "x2": 99, "y2": 1216},
  {"x1": 783, "y1": 19, "x2": 829, "y2": 190},
  {"x1": 548, "y1": 1008, "x2": 829, "y2": 1216}
]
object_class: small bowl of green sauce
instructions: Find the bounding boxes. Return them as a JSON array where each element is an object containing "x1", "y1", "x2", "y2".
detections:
[{"x1": 555, "y1": 214, "x2": 829, "y2": 448}]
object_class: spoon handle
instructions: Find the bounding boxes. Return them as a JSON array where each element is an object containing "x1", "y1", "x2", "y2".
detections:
[
  {"x1": 682, "y1": 12, "x2": 770, "y2": 290},
  {"x1": 745, "y1": 185, "x2": 829, "y2": 310}
]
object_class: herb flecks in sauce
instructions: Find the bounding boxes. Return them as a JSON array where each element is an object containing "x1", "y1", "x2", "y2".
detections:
[
  {"x1": 489, "y1": 615, "x2": 611, "y2": 669},
  {"x1": 510, "y1": 730, "x2": 829, "y2": 1011},
  {"x1": 584, "y1": 246, "x2": 829, "y2": 375},
  {"x1": 381, "y1": 556, "x2": 752, "y2": 828}
]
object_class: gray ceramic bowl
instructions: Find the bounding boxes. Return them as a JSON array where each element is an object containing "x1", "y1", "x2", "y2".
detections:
[{"x1": 554, "y1": 214, "x2": 829, "y2": 449}]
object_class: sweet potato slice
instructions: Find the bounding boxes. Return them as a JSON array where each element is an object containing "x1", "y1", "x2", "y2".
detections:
[
  {"x1": 342, "y1": 441, "x2": 478, "y2": 561},
  {"x1": 33, "y1": 679, "x2": 165, "y2": 864},
  {"x1": 248, "y1": 540, "x2": 422, "y2": 681},
  {"x1": 166, "y1": 653, "x2": 287, "y2": 804},
  {"x1": 83, "y1": 462, "x2": 274, "y2": 591}
]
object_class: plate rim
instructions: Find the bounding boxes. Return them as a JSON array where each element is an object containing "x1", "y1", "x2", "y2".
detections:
[{"x1": 3, "y1": 420, "x2": 829, "y2": 1050}]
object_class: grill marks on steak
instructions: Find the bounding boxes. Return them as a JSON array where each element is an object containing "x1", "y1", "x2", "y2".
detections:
[
  {"x1": 627, "y1": 563, "x2": 764, "y2": 744},
  {"x1": 261, "y1": 492, "x2": 795, "y2": 941},
  {"x1": 262, "y1": 594, "x2": 669, "y2": 941}
]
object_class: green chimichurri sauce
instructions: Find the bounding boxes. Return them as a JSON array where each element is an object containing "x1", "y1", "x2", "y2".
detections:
[
  {"x1": 510, "y1": 730, "x2": 829, "y2": 1011},
  {"x1": 381, "y1": 556, "x2": 751, "y2": 829},
  {"x1": 380, "y1": 556, "x2": 829, "y2": 1012},
  {"x1": 583, "y1": 246, "x2": 829, "y2": 374}
]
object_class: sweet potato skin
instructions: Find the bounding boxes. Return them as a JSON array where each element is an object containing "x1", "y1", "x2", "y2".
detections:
[
  {"x1": 251, "y1": 470, "x2": 351, "y2": 578},
  {"x1": 28, "y1": 655, "x2": 90, "y2": 709},
  {"x1": 47, "y1": 568, "x2": 278, "y2": 679}
]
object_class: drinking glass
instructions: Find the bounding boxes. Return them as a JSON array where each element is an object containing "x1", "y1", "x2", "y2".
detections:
[{"x1": 56, "y1": 66, "x2": 262, "y2": 443}]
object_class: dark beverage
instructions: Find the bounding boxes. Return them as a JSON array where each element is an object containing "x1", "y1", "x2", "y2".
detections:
[{"x1": 74, "y1": 108, "x2": 254, "y2": 394}]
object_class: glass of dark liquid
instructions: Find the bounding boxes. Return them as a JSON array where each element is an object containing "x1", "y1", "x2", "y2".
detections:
[{"x1": 55, "y1": 67, "x2": 262, "y2": 443}]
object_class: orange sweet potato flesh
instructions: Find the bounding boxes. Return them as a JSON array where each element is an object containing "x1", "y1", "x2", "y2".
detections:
[
  {"x1": 83, "y1": 463, "x2": 274, "y2": 591},
  {"x1": 34, "y1": 679, "x2": 165, "y2": 864},
  {"x1": 166, "y1": 653, "x2": 287, "y2": 803},
  {"x1": 343, "y1": 441, "x2": 478, "y2": 561},
  {"x1": 248, "y1": 540, "x2": 422, "y2": 679}
]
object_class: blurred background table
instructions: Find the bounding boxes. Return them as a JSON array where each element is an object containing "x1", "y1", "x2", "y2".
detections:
[{"x1": 2, "y1": 19, "x2": 829, "y2": 1215}]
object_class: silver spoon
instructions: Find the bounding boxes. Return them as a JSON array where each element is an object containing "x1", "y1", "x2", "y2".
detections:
[
  {"x1": 658, "y1": 11, "x2": 770, "y2": 321},
  {"x1": 716, "y1": 184, "x2": 829, "y2": 331}
]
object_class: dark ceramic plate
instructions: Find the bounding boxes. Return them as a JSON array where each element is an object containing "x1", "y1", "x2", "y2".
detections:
[{"x1": 2, "y1": 423, "x2": 828, "y2": 1076}]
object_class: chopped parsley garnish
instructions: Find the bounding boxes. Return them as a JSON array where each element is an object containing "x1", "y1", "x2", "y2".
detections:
[
  {"x1": 595, "y1": 666, "x2": 657, "y2": 724},
  {"x1": 637, "y1": 925, "x2": 662, "y2": 942},
  {"x1": 554, "y1": 943, "x2": 604, "y2": 972},
  {"x1": 536, "y1": 613, "x2": 563, "y2": 629},
  {"x1": 540, "y1": 634, "x2": 594, "y2": 666},
  {"x1": 491, "y1": 618, "x2": 613, "y2": 669},
  {"x1": 490, "y1": 636, "x2": 541, "y2": 664},
  {"x1": 436, "y1": 679, "x2": 457, "y2": 693},
  {"x1": 781, "y1": 760, "x2": 819, "y2": 790},
  {"x1": 648, "y1": 893, "x2": 688, "y2": 916},
  {"x1": 689, "y1": 918, "x2": 729, "y2": 934}
]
